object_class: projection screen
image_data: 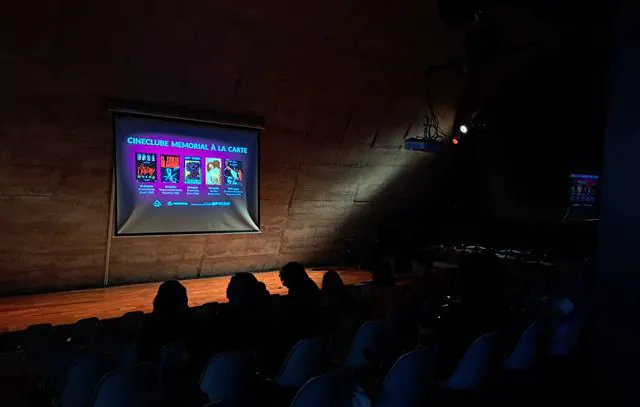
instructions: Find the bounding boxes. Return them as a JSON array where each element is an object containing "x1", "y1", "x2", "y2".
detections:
[{"x1": 112, "y1": 113, "x2": 260, "y2": 236}]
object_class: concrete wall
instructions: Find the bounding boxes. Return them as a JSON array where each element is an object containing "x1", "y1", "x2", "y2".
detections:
[{"x1": 0, "y1": 0, "x2": 462, "y2": 295}]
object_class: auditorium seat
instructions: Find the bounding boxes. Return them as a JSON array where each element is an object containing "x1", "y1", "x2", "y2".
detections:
[
  {"x1": 24, "y1": 323, "x2": 57, "y2": 355},
  {"x1": 288, "y1": 368, "x2": 356, "y2": 407},
  {"x1": 24, "y1": 323, "x2": 61, "y2": 377},
  {"x1": 374, "y1": 347, "x2": 438, "y2": 407},
  {"x1": 71, "y1": 317, "x2": 103, "y2": 351},
  {"x1": 547, "y1": 315, "x2": 583, "y2": 358},
  {"x1": 330, "y1": 311, "x2": 360, "y2": 358},
  {"x1": 43, "y1": 345, "x2": 87, "y2": 392},
  {"x1": 199, "y1": 349, "x2": 255, "y2": 405},
  {"x1": 119, "y1": 311, "x2": 145, "y2": 340},
  {"x1": 159, "y1": 341, "x2": 188, "y2": 389},
  {"x1": 503, "y1": 319, "x2": 547, "y2": 373},
  {"x1": 115, "y1": 339, "x2": 138, "y2": 367},
  {"x1": 273, "y1": 335, "x2": 330, "y2": 389},
  {"x1": 382, "y1": 307, "x2": 419, "y2": 362},
  {"x1": 60, "y1": 355, "x2": 114, "y2": 407},
  {"x1": 91, "y1": 363, "x2": 160, "y2": 407},
  {"x1": 201, "y1": 302, "x2": 221, "y2": 314},
  {"x1": 439, "y1": 331, "x2": 503, "y2": 391},
  {"x1": 343, "y1": 319, "x2": 385, "y2": 371}
]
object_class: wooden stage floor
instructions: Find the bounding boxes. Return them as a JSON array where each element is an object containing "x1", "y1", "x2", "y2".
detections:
[{"x1": 0, "y1": 268, "x2": 372, "y2": 333}]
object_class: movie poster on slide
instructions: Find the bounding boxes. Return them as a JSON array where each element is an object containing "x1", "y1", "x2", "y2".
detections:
[
  {"x1": 224, "y1": 159, "x2": 244, "y2": 186},
  {"x1": 136, "y1": 152, "x2": 157, "y2": 182},
  {"x1": 160, "y1": 154, "x2": 180, "y2": 183},
  {"x1": 184, "y1": 156, "x2": 202, "y2": 184},
  {"x1": 205, "y1": 158, "x2": 222, "y2": 185}
]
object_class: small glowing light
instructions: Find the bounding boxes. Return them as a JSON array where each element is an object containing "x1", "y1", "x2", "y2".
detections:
[
  {"x1": 452, "y1": 138, "x2": 459, "y2": 145},
  {"x1": 459, "y1": 124, "x2": 468, "y2": 134}
]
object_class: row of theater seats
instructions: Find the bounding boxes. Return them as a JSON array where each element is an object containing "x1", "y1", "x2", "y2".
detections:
[{"x1": 18, "y1": 282, "x2": 583, "y2": 407}]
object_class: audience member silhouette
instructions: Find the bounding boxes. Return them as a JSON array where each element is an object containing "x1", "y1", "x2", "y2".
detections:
[
  {"x1": 371, "y1": 259, "x2": 396, "y2": 286},
  {"x1": 370, "y1": 260, "x2": 401, "y2": 318},
  {"x1": 219, "y1": 273, "x2": 270, "y2": 347},
  {"x1": 280, "y1": 262, "x2": 322, "y2": 309},
  {"x1": 226, "y1": 272, "x2": 262, "y2": 310},
  {"x1": 322, "y1": 270, "x2": 360, "y2": 356},
  {"x1": 322, "y1": 270, "x2": 356, "y2": 317},
  {"x1": 218, "y1": 272, "x2": 279, "y2": 373},
  {"x1": 137, "y1": 280, "x2": 192, "y2": 362},
  {"x1": 279, "y1": 262, "x2": 325, "y2": 343}
]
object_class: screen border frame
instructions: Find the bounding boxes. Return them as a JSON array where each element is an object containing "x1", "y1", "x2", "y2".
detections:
[{"x1": 109, "y1": 105, "x2": 262, "y2": 238}]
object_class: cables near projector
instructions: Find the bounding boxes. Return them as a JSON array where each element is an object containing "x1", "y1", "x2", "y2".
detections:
[{"x1": 404, "y1": 122, "x2": 472, "y2": 152}]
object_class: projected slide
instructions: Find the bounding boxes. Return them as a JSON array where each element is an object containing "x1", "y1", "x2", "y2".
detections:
[
  {"x1": 566, "y1": 173, "x2": 598, "y2": 221},
  {"x1": 114, "y1": 115, "x2": 260, "y2": 236}
]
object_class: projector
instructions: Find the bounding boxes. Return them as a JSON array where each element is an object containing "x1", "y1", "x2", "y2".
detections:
[{"x1": 403, "y1": 138, "x2": 444, "y2": 153}]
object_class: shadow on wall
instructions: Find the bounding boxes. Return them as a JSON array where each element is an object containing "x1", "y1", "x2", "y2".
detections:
[{"x1": 332, "y1": 147, "x2": 458, "y2": 266}]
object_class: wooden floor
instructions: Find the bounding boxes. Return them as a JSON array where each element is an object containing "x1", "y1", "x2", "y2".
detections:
[{"x1": 0, "y1": 268, "x2": 371, "y2": 333}]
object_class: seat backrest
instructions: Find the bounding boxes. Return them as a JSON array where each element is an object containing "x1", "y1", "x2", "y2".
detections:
[
  {"x1": 504, "y1": 319, "x2": 547, "y2": 372},
  {"x1": 131, "y1": 363, "x2": 160, "y2": 404},
  {"x1": 383, "y1": 308, "x2": 418, "y2": 358},
  {"x1": 332, "y1": 311, "x2": 360, "y2": 355},
  {"x1": 276, "y1": 335, "x2": 330, "y2": 388},
  {"x1": 44, "y1": 345, "x2": 87, "y2": 392},
  {"x1": 60, "y1": 356, "x2": 113, "y2": 407},
  {"x1": 289, "y1": 368, "x2": 355, "y2": 407},
  {"x1": 91, "y1": 367, "x2": 134, "y2": 407},
  {"x1": 72, "y1": 317, "x2": 102, "y2": 348},
  {"x1": 344, "y1": 319, "x2": 385, "y2": 370},
  {"x1": 117, "y1": 339, "x2": 138, "y2": 368},
  {"x1": 548, "y1": 315, "x2": 584, "y2": 357},
  {"x1": 376, "y1": 347, "x2": 438, "y2": 407},
  {"x1": 25, "y1": 323, "x2": 57, "y2": 357},
  {"x1": 120, "y1": 311, "x2": 145, "y2": 340},
  {"x1": 199, "y1": 350, "x2": 255, "y2": 404},
  {"x1": 91, "y1": 363, "x2": 159, "y2": 407},
  {"x1": 443, "y1": 331, "x2": 502, "y2": 391},
  {"x1": 159, "y1": 342, "x2": 188, "y2": 387}
]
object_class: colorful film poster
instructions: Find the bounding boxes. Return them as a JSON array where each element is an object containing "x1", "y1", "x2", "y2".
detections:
[
  {"x1": 224, "y1": 159, "x2": 244, "y2": 186},
  {"x1": 184, "y1": 156, "x2": 202, "y2": 184},
  {"x1": 136, "y1": 152, "x2": 157, "y2": 182},
  {"x1": 205, "y1": 158, "x2": 222, "y2": 185},
  {"x1": 160, "y1": 155, "x2": 180, "y2": 183}
]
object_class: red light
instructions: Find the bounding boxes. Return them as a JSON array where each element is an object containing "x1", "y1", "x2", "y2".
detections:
[{"x1": 452, "y1": 138, "x2": 459, "y2": 145}]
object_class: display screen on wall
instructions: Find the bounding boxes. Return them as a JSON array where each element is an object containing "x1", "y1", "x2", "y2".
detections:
[
  {"x1": 113, "y1": 114, "x2": 260, "y2": 236},
  {"x1": 566, "y1": 173, "x2": 599, "y2": 221}
]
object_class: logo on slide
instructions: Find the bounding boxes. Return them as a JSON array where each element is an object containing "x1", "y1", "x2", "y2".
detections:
[
  {"x1": 184, "y1": 157, "x2": 202, "y2": 184},
  {"x1": 152, "y1": 200, "x2": 162, "y2": 208},
  {"x1": 160, "y1": 155, "x2": 180, "y2": 183}
]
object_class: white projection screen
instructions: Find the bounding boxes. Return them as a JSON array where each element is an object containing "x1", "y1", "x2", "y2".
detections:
[{"x1": 112, "y1": 111, "x2": 261, "y2": 236}]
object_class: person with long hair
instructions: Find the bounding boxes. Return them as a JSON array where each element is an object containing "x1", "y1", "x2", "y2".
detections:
[
  {"x1": 137, "y1": 280, "x2": 192, "y2": 362},
  {"x1": 322, "y1": 270, "x2": 355, "y2": 315},
  {"x1": 279, "y1": 262, "x2": 324, "y2": 341}
]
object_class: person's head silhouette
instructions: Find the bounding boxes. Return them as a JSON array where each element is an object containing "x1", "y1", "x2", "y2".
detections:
[
  {"x1": 322, "y1": 270, "x2": 345, "y2": 293},
  {"x1": 226, "y1": 272, "x2": 260, "y2": 308},
  {"x1": 153, "y1": 280, "x2": 188, "y2": 317},
  {"x1": 279, "y1": 262, "x2": 309, "y2": 289}
]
